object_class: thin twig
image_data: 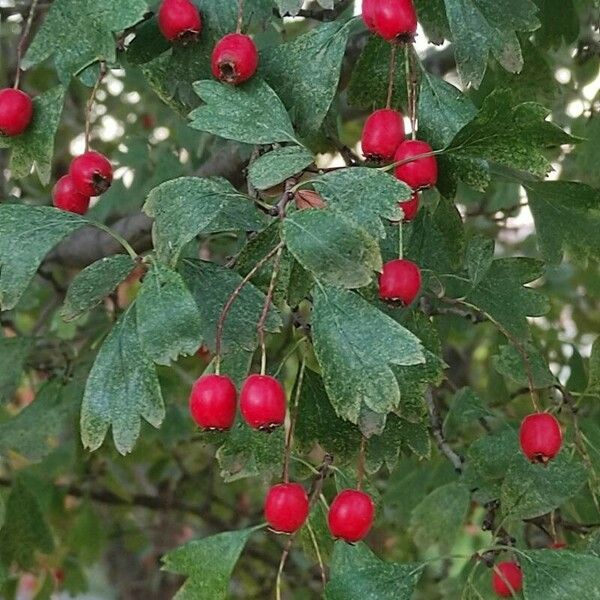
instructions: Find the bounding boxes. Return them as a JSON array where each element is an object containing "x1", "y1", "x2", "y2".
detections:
[
  {"x1": 306, "y1": 520, "x2": 327, "y2": 589},
  {"x1": 282, "y1": 359, "x2": 306, "y2": 483},
  {"x1": 214, "y1": 242, "x2": 284, "y2": 373},
  {"x1": 404, "y1": 44, "x2": 418, "y2": 139},
  {"x1": 13, "y1": 0, "x2": 38, "y2": 89},
  {"x1": 425, "y1": 388, "x2": 464, "y2": 473},
  {"x1": 386, "y1": 44, "x2": 397, "y2": 109},
  {"x1": 236, "y1": 0, "x2": 244, "y2": 33},
  {"x1": 84, "y1": 61, "x2": 107, "y2": 151},
  {"x1": 356, "y1": 435, "x2": 367, "y2": 490}
]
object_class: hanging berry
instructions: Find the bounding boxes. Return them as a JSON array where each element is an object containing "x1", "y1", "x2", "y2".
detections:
[
  {"x1": 264, "y1": 483, "x2": 310, "y2": 534},
  {"x1": 519, "y1": 413, "x2": 562, "y2": 463},
  {"x1": 189, "y1": 374, "x2": 237, "y2": 431},
  {"x1": 379, "y1": 259, "x2": 422, "y2": 305},
  {"x1": 394, "y1": 139, "x2": 438, "y2": 190},
  {"x1": 69, "y1": 151, "x2": 113, "y2": 197},
  {"x1": 158, "y1": 0, "x2": 202, "y2": 43},
  {"x1": 399, "y1": 192, "x2": 420, "y2": 221},
  {"x1": 240, "y1": 374, "x2": 286, "y2": 430},
  {"x1": 361, "y1": 108, "x2": 405, "y2": 162},
  {"x1": 0, "y1": 88, "x2": 33, "y2": 137},
  {"x1": 328, "y1": 489, "x2": 375, "y2": 543},
  {"x1": 52, "y1": 175, "x2": 91, "y2": 215},
  {"x1": 212, "y1": 33, "x2": 259, "y2": 85},
  {"x1": 492, "y1": 561, "x2": 523, "y2": 598},
  {"x1": 362, "y1": 0, "x2": 418, "y2": 43}
]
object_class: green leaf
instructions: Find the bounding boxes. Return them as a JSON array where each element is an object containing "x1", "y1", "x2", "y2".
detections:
[
  {"x1": 0, "y1": 87, "x2": 65, "y2": 185},
  {"x1": 143, "y1": 176, "x2": 266, "y2": 265},
  {"x1": 68, "y1": 502, "x2": 106, "y2": 565},
  {"x1": 295, "y1": 369, "x2": 360, "y2": 464},
  {"x1": 216, "y1": 422, "x2": 285, "y2": 482},
  {"x1": 312, "y1": 168, "x2": 409, "y2": 238},
  {"x1": 0, "y1": 337, "x2": 31, "y2": 404},
  {"x1": 81, "y1": 304, "x2": 165, "y2": 455},
  {"x1": 261, "y1": 20, "x2": 353, "y2": 136},
  {"x1": 492, "y1": 343, "x2": 555, "y2": 388},
  {"x1": 583, "y1": 337, "x2": 600, "y2": 401},
  {"x1": 501, "y1": 452, "x2": 587, "y2": 520},
  {"x1": 62, "y1": 255, "x2": 135, "y2": 321},
  {"x1": 0, "y1": 204, "x2": 85, "y2": 310},
  {"x1": 520, "y1": 549, "x2": 600, "y2": 599},
  {"x1": 527, "y1": 181, "x2": 600, "y2": 264},
  {"x1": 136, "y1": 262, "x2": 202, "y2": 365},
  {"x1": 466, "y1": 236, "x2": 494, "y2": 286},
  {"x1": 163, "y1": 528, "x2": 257, "y2": 599},
  {"x1": 283, "y1": 209, "x2": 382, "y2": 289},
  {"x1": 0, "y1": 380, "x2": 79, "y2": 461},
  {"x1": 312, "y1": 284, "x2": 424, "y2": 424},
  {"x1": 533, "y1": 0, "x2": 579, "y2": 49},
  {"x1": 0, "y1": 477, "x2": 54, "y2": 569},
  {"x1": 23, "y1": 0, "x2": 148, "y2": 84},
  {"x1": 248, "y1": 146, "x2": 314, "y2": 191},
  {"x1": 180, "y1": 259, "x2": 282, "y2": 355},
  {"x1": 442, "y1": 0, "x2": 540, "y2": 88},
  {"x1": 348, "y1": 36, "x2": 408, "y2": 110},
  {"x1": 189, "y1": 79, "x2": 297, "y2": 144},
  {"x1": 410, "y1": 482, "x2": 471, "y2": 551},
  {"x1": 464, "y1": 257, "x2": 549, "y2": 340},
  {"x1": 444, "y1": 388, "x2": 492, "y2": 435},
  {"x1": 325, "y1": 541, "x2": 423, "y2": 600}
]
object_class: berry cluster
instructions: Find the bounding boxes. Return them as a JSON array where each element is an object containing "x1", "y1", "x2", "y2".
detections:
[
  {"x1": 52, "y1": 151, "x2": 113, "y2": 215},
  {"x1": 158, "y1": 0, "x2": 259, "y2": 85},
  {"x1": 189, "y1": 372, "x2": 376, "y2": 541}
]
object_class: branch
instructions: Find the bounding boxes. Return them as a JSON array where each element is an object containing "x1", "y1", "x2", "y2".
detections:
[{"x1": 425, "y1": 387, "x2": 464, "y2": 473}]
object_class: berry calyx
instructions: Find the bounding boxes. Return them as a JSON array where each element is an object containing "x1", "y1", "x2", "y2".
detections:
[
  {"x1": 519, "y1": 412, "x2": 562, "y2": 463},
  {"x1": 189, "y1": 374, "x2": 237, "y2": 431},
  {"x1": 361, "y1": 108, "x2": 405, "y2": 162},
  {"x1": 69, "y1": 151, "x2": 113, "y2": 197},
  {"x1": 328, "y1": 489, "x2": 375, "y2": 543},
  {"x1": 264, "y1": 483, "x2": 310, "y2": 534},
  {"x1": 399, "y1": 192, "x2": 420, "y2": 221},
  {"x1": 211, "y1": 33, "x2": 259, "y2": 85},
  {"x1": 362, "y1": 0, "x2": 418, "y2": 43},
  {"x1": 158, "y1": 0, "x2": 202, "y2": 43},
  {"x1": 394, "y1": 139, "x2": 438, "y2": 190},
  {"x1": 52, "y1": 175, "x2": 91, "y2": 215},
  {"x1": 379, "y1": 259, "x2": 422, "y2": 305},
  {"x1": 492, "y1": 561, "x2": 523, "y2": 598},
  {"x1": 240, "y1": 374, "x2": 286, "y2": 430},
  {"x1": 0, "y1": 88, "x2": 33, "y2": 137}
]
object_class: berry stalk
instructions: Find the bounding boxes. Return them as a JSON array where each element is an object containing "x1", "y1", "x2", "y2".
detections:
[
  {"x1": 85, "y1": 62, "x2": 107, "y2": 152},
  {"x1": 13, "y1": 0, "x2": 39, "y2": 89}
]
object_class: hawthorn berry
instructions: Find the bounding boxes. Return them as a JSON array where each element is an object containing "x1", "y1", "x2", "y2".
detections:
[
  {"x1": 211, "y1": 33, "x2": 259, "y2": 85},
  {"x1": 158, "y1": 0, "x2": 202, "y2": 43},
  {"x1": 399, "y1": 192, "x2": 420, "y2": 221},
  {"x1": 519, "y1": 412, "x2": 562, "y2": 463},
  {"x1": 52, "y1": 175, "x2": 91, "y2": 215},
  {"x1": 264, "y1": 483, "x2": 310, "y2": 534},
  {"x1": 240, "y1": 374, "x2": 286, "y2": 430},
  {"x1": 394, "y1": 139, "x2": 438, "y2": 190},
  {"x1": 362, "y1": 0, "x2": 418, "y2": 43},
  {"x1": 328, "y1": 489, "x2": 375, "y2": 543},
  {"x1": 0, "y1": 88, "x2": 33, "y2": 136},
  {"x1": 361, "y1": 108, "x2": 405, "y2": 162},
  {"x1": 379, "y1": 259, "x2": 422, "y2": 305},
  {"x1": 189, "y1": 374, "x2": 237, "y2": 431},
  {"x1": 492, "y1": 561, "x2": 523, "y2": 598},
  {"x1": 69, "y1": 151, "x2": 113, "y2": 197}
]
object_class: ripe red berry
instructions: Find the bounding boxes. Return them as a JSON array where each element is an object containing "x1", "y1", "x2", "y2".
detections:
[
  {"x1": 211, "y1": 33, "x2": 259, "y2": 85},
  {"x1": 519, "y1": 412, "x2": 562, "y2": 463},
  {"x1": 492, "y1": 561, "x2": 523, "y2": 598},
  {"x1": 361, "y1": 109, "x2": 405, "y2": 162},
  {"x1": 158, "y1": 0, "x2": 202, "y2": 42},
  {"x1": 394, "y1": 140, "x2": 438, "y2": 190},
  {"x1": 264, "y1": 483, "x2": 310, "y2": 533},
  {"x1": 69, "y1": 151, "x2": 113, "y2": 197},
  {"x1": 399, "y1": 192, "x2": 420, "y2": 221},
  {"x1": 379, "y1": 259, "x2": 422, "y2": 304},
  {"x1": 240, "y1": 374, "x2": 286, "y2": 430},
  {"x1": 0, "y1": 88, "x2": 33, "y2": 136},
  {"x1": 362, "y1": 0, "x2": 418, "y2": 43},
  {"x1": 189, "y1": 374, "x2": 237, "y2": 431},
  {"x1": 328, "y1": 489, "x2": 375, "y2": 543},
  {"x1": 52, "y1": 175, "x2": 91, "y2": 215}
]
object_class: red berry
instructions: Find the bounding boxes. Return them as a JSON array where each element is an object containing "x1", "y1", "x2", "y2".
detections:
[
  {"x1": 361, "y1": 109, "x2": 405, "y2": 162},
  {"x1": 0, "y1": 88, "x2": 33, "y2": 136},
  {"x1": 399, "y1": 192, "x2": 420, "y2": 221},
  {"x1": 328, "y1": 489, "x2": 375, "y2": 543},
  {"x1": 519, "y1": 413, "x2": 562, "y2": 463},
  {"x1": 492, "y1": 561, "x2": 523, "y2": 598},
  {"x1": 189, "y1": 374, "x2": 237, "y2": 431},
  {"x1": 550, "y1": 541, "x2": 567, "y2": 549},
  {"x1": 394, "y1": 140, "x2": 438, "y2": 190},
  {"x1": 158, "y1": 0, "x2": 202, "y2": 42},
  {"x1": 362, "y1": 0, "x2": 418, "y2": 42},
  {"x1": 264, "y1": 483, "x2": 310, "y2": 533},
  {"x1": 240, "y1": 374, "x2": 286, "y2": 430},
  {"x1": 379, "y1": 259, "x2": 422, "y2": 304},
  {"x1": 69, "y1": 151, "x2": 113, "y2": 197},
  {"x1": 211, "y1": 33, "x2": 259, "y2": 85},
  {"x1": 52, "y1": 175, "x2": 91, "y2": 215}
]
